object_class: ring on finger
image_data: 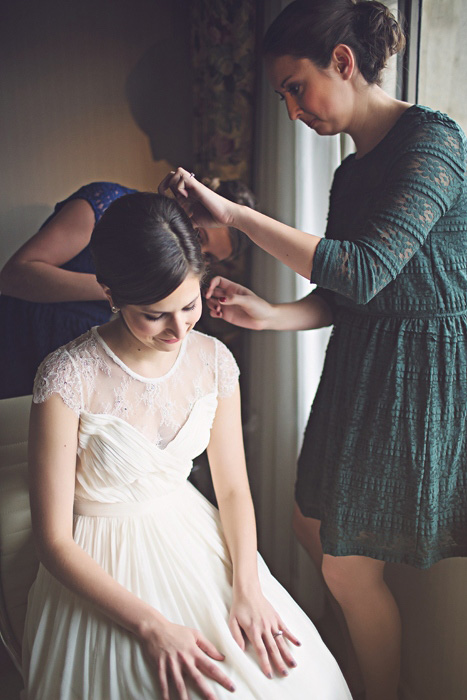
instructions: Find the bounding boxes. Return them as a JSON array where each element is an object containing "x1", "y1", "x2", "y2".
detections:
[
  {"x1": 189, "y1": 172, "x2": 196, "y2": 178},
  {"x1": 272, "y1": 630, "x2": 283, "y2": 639}
]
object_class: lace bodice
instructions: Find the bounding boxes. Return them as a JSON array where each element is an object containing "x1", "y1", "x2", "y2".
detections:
[{"x1": 33, "y1": 328, "x2": 239, "y2": 449}]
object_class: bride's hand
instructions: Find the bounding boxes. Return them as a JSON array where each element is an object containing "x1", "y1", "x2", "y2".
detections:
[
  {"x1": 228, "y1": 587, "x2": 301, "y2": 679},
  {"x1": 158, "y1": 167, "x2": 238, "y2": 230},
  {"x1": 205, "y1": 276, "x2": 274, "y2": 331},
  {"x1": 141, "y1": 618, "x2": 235, "y2": 700}
]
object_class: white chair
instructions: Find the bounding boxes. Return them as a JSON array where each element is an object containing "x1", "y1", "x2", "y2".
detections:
[{"x1": 0, "y1": 395, "x2": 38, "y2": 672}]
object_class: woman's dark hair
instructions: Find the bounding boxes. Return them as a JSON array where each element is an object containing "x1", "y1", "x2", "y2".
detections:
[
  {"x1": 263, "y1": 0, "x2": 406, "y2": 86},
  {"x1": 90, "y1": 192, "x2": 205, "y2": 308},
  {"x1": 203, "y1": 178, "x2": 257, "y2": 259}
]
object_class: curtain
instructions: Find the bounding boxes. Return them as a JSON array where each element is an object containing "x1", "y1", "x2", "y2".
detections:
[
  {"x1": 188, "y1": 0, "x2": 258, "y2": 383},
  {"x1": 190, "y1": 0, "x2": 257, "y2": 184},
  {"x1": 247, "y1": 0, "x2": 342, "y2": 619}
]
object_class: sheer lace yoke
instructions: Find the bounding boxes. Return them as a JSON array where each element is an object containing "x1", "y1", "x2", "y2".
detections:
[{"x1": 33, "y1": 328, "x2": 239, "y2": 449}]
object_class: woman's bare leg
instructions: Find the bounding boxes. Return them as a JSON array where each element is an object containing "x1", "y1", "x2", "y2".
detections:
[
  {"x1": 321, "y1": 554, "x2": 401, "y2": 700},
  {"x1": 292, "y1": 506, "x2": 364, "y2": 696}
]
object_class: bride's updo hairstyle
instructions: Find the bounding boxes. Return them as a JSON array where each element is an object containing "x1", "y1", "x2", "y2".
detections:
[
  {"x1": 263, "y1": 0, "x2": 405, "y2": 86},
  {"x1": 90, "y1": 193, "x2": 205, "y2": 308}
]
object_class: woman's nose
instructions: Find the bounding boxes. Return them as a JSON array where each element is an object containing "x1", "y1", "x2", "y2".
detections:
[
  {"x1": 284, "y1": 94, "x2": 301, "y2": 121},
  {"x1": 167, "y1": 314, "x2": 187, "y2": 338}
]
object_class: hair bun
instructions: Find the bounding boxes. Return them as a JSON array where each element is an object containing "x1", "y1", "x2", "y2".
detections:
[
  {"x1": 263, "y1": 0, "x2": 406, "y2": 87},
  {"x1": 353, "y1": 0, "x2": 405, "y2": 80}
]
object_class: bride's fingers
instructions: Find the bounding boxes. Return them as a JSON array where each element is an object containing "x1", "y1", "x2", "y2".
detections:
[
  {"x1": 187, "y1": 662, "x2": 228, "y2": 700},
  {"x1": 168, "y1": 657, "x2": 190, "y2": 700},
  {"x1": 248, "y1": 630, "x2": 273, "y2": 678},
  {"x1": 277, "y1": 619, "x2": 301, "y2": 647},
  {"x1": 228, "y1": 617, "x2": 246, "y2": 651},
  {"x1": 195, "y1": 634, "x2": 226, "y2": 662},
  {"x1": 273, "y1": 633, "x2": 298, "y2": 669},
  {"x1": 263, "y1": 633, "x2": 290, "y2": 676},
  {"x1": 158, "y1": 656, "x2": 170, "y2": 700}
]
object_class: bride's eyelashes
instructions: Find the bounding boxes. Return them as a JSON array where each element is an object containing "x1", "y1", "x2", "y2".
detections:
[{"x1": 143, "y1": 304, "x2": 197, "y2": 322}]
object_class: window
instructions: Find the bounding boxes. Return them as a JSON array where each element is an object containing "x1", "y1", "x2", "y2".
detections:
[{"x1": 418, "y1": 0, "x2": 467, "y2": 133}]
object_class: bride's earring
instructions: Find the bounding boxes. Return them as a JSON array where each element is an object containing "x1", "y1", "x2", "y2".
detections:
[{"x1": 111, "y1": 305, "x2": 120, "y2": 314}]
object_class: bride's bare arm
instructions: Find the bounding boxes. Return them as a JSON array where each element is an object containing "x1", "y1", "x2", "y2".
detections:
[
  {"x1": 207, "y1": 384, "x2": 300, "y2": 679},
  {"x1": 29, "y1": 395, "x2": 234, "y2": 700}
]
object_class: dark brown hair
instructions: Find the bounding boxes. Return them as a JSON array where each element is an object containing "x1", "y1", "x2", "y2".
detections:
[
  {"x1": 90, "y1": 193, "x2": 205, "y2": 308},
  {"x1": 263, "y1": 0, "x2": 405, "y2": 86}
]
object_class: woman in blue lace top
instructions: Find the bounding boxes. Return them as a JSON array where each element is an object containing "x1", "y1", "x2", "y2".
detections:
[{"x1": 159, "y1": 2, "x2": 467, "y2": 699}]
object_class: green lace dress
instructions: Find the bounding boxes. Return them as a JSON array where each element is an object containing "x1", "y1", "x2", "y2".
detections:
[{"x1": 296, "y1": 105, "x2": 467, "y2": 568}]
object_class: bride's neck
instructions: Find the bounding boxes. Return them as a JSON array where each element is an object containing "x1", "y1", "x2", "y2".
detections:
[{"x1": 98, "y1": 318, "x2": 181, "y2": 378}]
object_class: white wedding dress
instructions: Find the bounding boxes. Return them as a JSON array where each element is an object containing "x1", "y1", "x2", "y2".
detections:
[{"x1": 22, "y1": 327, "x2": 351, "y2": 699}]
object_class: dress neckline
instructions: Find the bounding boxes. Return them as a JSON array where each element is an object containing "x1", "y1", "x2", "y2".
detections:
[
  {"x1": 91, "y1": 326, "x2": 189, "y2": 383},
  {"x1": 352, "y1": 104, "x2": 419, "y2": 163}
]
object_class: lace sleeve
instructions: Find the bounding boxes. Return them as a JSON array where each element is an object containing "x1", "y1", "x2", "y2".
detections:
[
  {"x1": 55, "y1": 182, "x2": 137, "y2": 224},
  {"x1": 215, "y1": 339, "x2": 240, "y2": 398},
  {"x1": 33, "y1": 348, "x2": 82, "y2": 416},
  {"x1": 311, "y1": 117, "x2": 466, "y2": 304}
]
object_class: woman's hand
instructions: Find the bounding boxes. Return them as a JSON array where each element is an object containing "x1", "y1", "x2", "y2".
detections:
[
  {"x1": 158, "y1": 168, "x2": 238, "y2": 230},
  {"x1": 228, "y1": 587, "x2": 300, "y2": 679},
  {"x1": 141, "y1": 618, "x2": 235, "y2": 700},
  {"x1": 205, "y1": 276, "x2": 274, "y2": 330}
]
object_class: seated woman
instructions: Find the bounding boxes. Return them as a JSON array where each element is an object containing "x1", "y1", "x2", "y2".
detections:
[
  {"x1": 0, "y1": 179, "x2": 254, "y2": 399},
  {"x1": 22, "y1": 192, "x2": 351, "y2": 700}
]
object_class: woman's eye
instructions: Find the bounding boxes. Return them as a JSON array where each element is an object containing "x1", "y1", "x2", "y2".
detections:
[
  {"x1": 289, "y1": 84, "x2": 300, "y2": 96},
  {"x1": 184, "y1": 304, "x2": 196, "y2": 312},
  {"x1": 144, "y1": 314, "x2": 163, "y2": 321}
]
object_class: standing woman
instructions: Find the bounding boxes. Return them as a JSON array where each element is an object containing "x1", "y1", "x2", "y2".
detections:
[{"x1": 159, "y1": 1, "x2": 467, "y2": 699}]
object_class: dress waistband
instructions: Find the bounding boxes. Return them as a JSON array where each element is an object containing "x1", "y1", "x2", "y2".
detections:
[{"x1": 74, "y1": 497, "x2": 169, "y2": 517}]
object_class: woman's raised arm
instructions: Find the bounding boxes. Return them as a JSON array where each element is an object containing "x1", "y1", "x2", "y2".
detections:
[{"x1": 159, "y1": 168, "x2": 322, "y2": 280}]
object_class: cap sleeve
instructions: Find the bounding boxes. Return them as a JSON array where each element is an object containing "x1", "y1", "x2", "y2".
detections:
[
  {"x1": 215, "y1": 339, "x2": 240, "y2": 398},
  {"x1": 33, "y1": 347, "x2": 82, "y2": 416}
]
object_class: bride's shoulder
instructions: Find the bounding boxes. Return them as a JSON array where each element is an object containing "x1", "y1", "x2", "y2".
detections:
[
  {"x1": 187, "y1": 329, "x2": 233, "y2": 359},
  {"x1": 40, "y1": 329, "x2": 99, "y2": 370},
  {"x1": 187, "y1": 331, "x2": 239, "y2": 397},
  {"x1": 33, "y1": 330, "x2": 99, "y2": 413}
]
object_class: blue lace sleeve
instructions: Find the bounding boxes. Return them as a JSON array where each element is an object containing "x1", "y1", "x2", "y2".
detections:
[{"x1": 55, "y1": 182, "x2": 138, "y2": 224}]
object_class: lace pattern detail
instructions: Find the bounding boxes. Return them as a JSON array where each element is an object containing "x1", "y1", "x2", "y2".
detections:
[
  {"x1": 312, "y1": 110, "x2": 467, "y2": 305},
  {"x1": 65, "y1": 182, "x2": 137, "y2": 223},
  {"x1": 215, "y1": 339, "x2": 240, "y2": 398},
  {"x1": 33, "y1": 329, "x2": 239, "y2": 448}
]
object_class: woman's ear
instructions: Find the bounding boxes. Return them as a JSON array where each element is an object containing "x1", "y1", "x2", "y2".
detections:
[
  {"x1": 100, "y1": 284, "x2": 113, "y2": 306},
  {"x1": 332, "y1": 43, "x2": 355, "y2": 79}
]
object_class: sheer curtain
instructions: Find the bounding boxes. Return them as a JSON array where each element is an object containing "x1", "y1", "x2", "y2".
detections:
[{"x1": 246, "y1": 0, "x2": 342, "y2": 617}]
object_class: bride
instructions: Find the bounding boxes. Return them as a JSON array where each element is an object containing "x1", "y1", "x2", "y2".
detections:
[{"x1": 22, "y1": 192, "x2": 350, "y2": 699}]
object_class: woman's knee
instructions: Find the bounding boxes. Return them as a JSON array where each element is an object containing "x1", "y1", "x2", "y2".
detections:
[{"x1": 321, "y1": 554, "x2": 385, "y2": 605}]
